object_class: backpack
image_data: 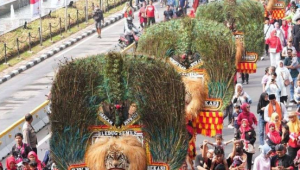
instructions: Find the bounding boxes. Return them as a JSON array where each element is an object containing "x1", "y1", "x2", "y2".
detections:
[{"x1": 93, "y1": 10, "x2": 103, "y2": 21}]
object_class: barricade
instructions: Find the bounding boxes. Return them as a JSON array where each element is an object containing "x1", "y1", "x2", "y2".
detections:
[{"x1": 0, "y1": 100, "x2": 50, "y2": 160}]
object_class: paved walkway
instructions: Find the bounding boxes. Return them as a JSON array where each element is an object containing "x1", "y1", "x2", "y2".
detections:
[{"x1": 0, "y1": 3, "x2": 133, "y2": 132}]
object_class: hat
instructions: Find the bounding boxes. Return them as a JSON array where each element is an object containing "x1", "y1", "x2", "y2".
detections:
[
  {"x1": 269, "y1": 94, "x2": 276, "y2": 100},
  {"x1": 233, "y1": 104, "x2": 240, "y2": 108}
]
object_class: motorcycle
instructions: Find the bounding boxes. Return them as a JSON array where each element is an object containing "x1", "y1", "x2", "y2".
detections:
[{"x1": 118, "y1": 30, "x2": 140, "y2": 49}]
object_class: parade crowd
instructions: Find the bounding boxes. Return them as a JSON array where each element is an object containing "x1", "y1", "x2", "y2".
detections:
[
  {"x1": 187, "y1": 0, "x2": 300, "y2": 170},
  {"x1": 5, "y1": 0, "x2": 300, "y2": 170}
]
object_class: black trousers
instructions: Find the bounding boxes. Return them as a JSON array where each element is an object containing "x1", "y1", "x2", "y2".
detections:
[
  {"x1": 223, "y1": 104, "x2": 233, "y2": 124},
  {"x1": 147, "y1": 17, "x2": 155, "y2": 26},
  {"x1": 265, "y1": 44, "x2": 269, "y2": 55},
  {"x1": 280, "y1": 96, "x2": 288, "y2": 104},
  {"x1": 246, "y1": 152, "x2": 253, "y2": 170},
  {"x1": 241, "y1": 73, "x2": 249, "y2": 82},
  {"x1": 288, "y1": 146, "x2": 300, "y2": 161}
]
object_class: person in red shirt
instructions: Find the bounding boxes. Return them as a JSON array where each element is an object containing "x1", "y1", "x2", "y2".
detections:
[
  {"x1": 265, "y1": 30, "x2": 283, "y2": 67},
  {"x1": 237, "y1": 103, "x2": 258, "y2": 128},
  {"x1": 146, "y1": 0, "x2": 159, "y2": 26}
]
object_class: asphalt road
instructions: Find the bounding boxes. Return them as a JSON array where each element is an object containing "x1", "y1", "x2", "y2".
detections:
[{"x1": 0, "y1": 2, "x2": 165, "y2": 132}]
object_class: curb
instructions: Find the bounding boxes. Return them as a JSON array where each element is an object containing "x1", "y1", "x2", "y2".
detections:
[{"x1": 0, "y1": 6, "x2": 140, "y2": 85}]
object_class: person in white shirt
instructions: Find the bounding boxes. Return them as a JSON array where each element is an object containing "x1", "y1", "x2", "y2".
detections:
[
  {"x1": 282, "y1": 40, "x2": 297, "y2": 58},
  {"x1": 263, "y1": 18, "x2": 275, "y2": 60}
]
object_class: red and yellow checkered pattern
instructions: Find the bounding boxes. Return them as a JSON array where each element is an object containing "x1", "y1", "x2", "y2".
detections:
[
  {"x1": 272, "y1": 9, "x2": 285, "y2": 20},
  {"x1": 236, "y1": 62, "x2": 257, "y2": 74},
  {"x1": 193, "y1": 111, "x2": 223, "y2": 137}
]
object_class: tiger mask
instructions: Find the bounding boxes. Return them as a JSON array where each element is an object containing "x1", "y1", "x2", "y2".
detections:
[{"x1": 85, "y1": 136, "x2": 147, "y2": 170}]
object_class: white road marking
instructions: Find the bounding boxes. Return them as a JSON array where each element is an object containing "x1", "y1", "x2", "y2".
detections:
[{"x1": 54, "y1": 11, "x2": 139, "y2": 59}]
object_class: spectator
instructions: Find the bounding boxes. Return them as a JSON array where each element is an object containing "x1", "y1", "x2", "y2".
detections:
[
  {"x1": 205, "y1": 134, "x2": 233, "y2": 151},
  {"x1": 274, "y1": 22, "x2": 286, "y2": 47},
  {"x1": 0, "y1": 162, "x2": 3, "y2": 170},
  {"x1": 294, "y1": 79, "x2": 300, "y2": 112},
  {"x1": 188, "y1": 9, "x2": 195, "y2": 18},
  {"x1": 123, "y1": 2, "x2": 134, "y2": 18},
  {"x1": 264, "y1": 94, "x2": 288, "y2": 123},
  {"x1": 22, "y1": 114, "x2": 37, "y2": 154},
  {"x1": 163, "y1": 5, "x2": 173, "y2": 21},
  {"x1": 28, "y1": 151, "x2": 43, "y2": 170},
  {"x1": 257, "y1": 92, "x2": 269, "y2": 148},
  {"x1": 22, "y1": 158, "x2": 31, "y2": 170},
  {"x1": 271, "y1": 144, "x2": 294, "y2": 169},
  {"x1": 237, "y1": 103, "x2": 257, "y2": 128},
  {"x1": 265, "y1": 72, "x2": 282, "y2": 102},
  {"x1": 261, "y1": 67, "x2": 270, "y2": 92},
  {"x1": 265, "y1": 122, "x2": 282, "y2": 153},
  {"x1": 139, "y1": 2, "x2": 147, "y2": 28},
  {"x1": 266, "y1": 30, "x2": 283, "y2": 67},
  {"x1": 210, "y1": 147, "x2": 229, "y2": 170},
  {"x1": 146, "y1": 0, "x2": 158, "y2": 26},
  {"x1": 201, "y1": 141, "x2": 214, "y2": 170},
  {"x1": 265, "y1": 112, "x2": 281, "y2": 134},
  {"x1": 230, "y1": 104, "x2": 241, "y2": 132},
  {"x1": 232, "y1": 83, "x2": 252, "y2": 105},
  {"x1": 294, "y1": 149, "x2": 300, "y2": 169},
  {"x1": 276, "y1": 60, "x2": 292, "y2": 104},
  {"x1": 235, "y1": 119, "x2": 256, "y2": 170},
  {"x1": 284, "y1": 50, "x2": 300, "y2": 103},
  {"x1": 253, "y1": 144, "x2": 272, "y2": 170},
  {"x1": 241, "y1": 73, "x2": 249, "y2": 85},
  {"x1": 11, "y1": 133, "x2": 32, "y2": 164},
  {"x1": 176, "y1": 6, "x2": 184, "y2": 17},
  {"x1": 29, "y1": 161, "x2": 38, "y2": 170},
  {"x1": 178, "y1": 0, "x2": 187, "y2": 15},
  {"x1": 281, "y1": 20, "x2": 289, "y2": 40},
  {"x1": 287, "y1": 112, "x2": 300, "y2": 160},
  {"x1": 282, "y1": 40, "x2": 296, "y2": 57},
  {"x1": 227, "y1": 140, "x2": 247, "y2": 170},
  {"x1": 6, "y1": 156, "x2": 17, "y2": 170},
  {"x1": 292, "y1": 18, "x2": 300, "y2": 56},
  {"x1": 194, "y1": 145, "x2": 214, "y2": 170},
  {"x1": 281, "y1": 124, "x2": 290, "y2": 146},
  {"x1": 263, "y1": 18, "x2": 274, "y2": 60},
  {"x1": 93, "y1": 6, "x2": 104, "y2": 38}
]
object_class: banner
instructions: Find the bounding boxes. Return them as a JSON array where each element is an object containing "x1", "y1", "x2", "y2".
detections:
[{"x1": 30, "y1": 0, "x2": 41, "y2": 18}]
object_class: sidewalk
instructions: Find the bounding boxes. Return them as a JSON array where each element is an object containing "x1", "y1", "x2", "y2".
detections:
[{"x1": 0, "y1": 5, "x2": 133, "y2": 79}]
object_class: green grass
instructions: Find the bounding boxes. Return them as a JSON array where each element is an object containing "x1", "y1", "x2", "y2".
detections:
[{"x1": 0, "y1": 0, "x2": 128, "y2": 72}]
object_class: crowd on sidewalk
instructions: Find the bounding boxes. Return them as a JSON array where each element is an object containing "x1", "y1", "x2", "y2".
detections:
[
  {"x1": 185, "y1": 0, "x2": 300, "y2": 170},
  {"x1": 0, "y1": 114, "x2": 55, "y2": 170},
  {"x1": 7, "y1": 0, "x2": 300, "y2": 170}
]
